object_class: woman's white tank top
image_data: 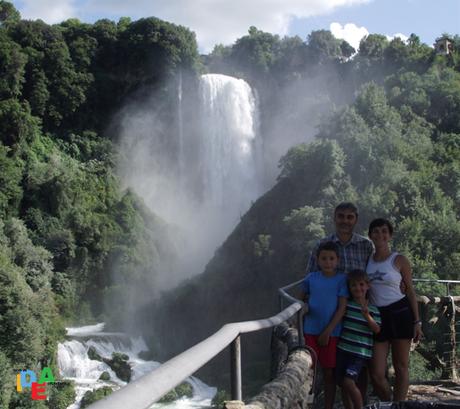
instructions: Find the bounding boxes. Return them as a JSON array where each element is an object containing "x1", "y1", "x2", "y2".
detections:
[{"x1": 366, "y1": 252, "x2": 404, "y2": 307}]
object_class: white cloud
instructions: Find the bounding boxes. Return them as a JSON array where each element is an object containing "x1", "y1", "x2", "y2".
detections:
[
  {"x1": 18, "y1": 0, "x2": 76, "y2": 24},
  {"x1": 12, "y1": 0, "x2": 371, "y2": 52},
  {"x1": 386, "y1": 32, "x2": 409, "y2": 43},
  {"x1": 330, "y1": 22, "x2": 410, "y2": 52},
  {"x1": 330, "y1": 22, "x2": 368, "y2": 51}
]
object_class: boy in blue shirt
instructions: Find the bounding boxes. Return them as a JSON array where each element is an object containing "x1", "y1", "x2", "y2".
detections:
[
  {"x1": 300, "y1": 241, "x2": 348, "y2": 409},
  {"x1": 336, "y1": 269, "x2": 381, "y2": 409}
]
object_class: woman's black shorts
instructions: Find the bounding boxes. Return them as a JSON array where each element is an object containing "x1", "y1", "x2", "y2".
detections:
[{"x1": 375, "y1": 296, "x2": 415, "y2": 342}]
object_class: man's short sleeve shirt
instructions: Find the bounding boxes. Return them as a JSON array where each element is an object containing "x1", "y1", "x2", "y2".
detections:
[{"x1": 306, "y1": 233, "x2": 373, "y2": 274}]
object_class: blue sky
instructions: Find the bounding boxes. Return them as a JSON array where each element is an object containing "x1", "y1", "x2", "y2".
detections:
[
  {"x1": 290, "y1": 0, "x2": 460, "y2": 49},
  {"x1": 9, "y1": 0, "x2": 460, "y2": 52}
]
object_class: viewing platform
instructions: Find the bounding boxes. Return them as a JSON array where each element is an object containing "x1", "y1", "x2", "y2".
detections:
[{"x1": 87, "y1": 279, "x2": 460, "y2": 409}]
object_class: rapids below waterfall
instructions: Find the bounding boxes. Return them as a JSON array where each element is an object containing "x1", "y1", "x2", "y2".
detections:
[{"x1": 58, "y1": 323, "x2": 216, "y2": 408}]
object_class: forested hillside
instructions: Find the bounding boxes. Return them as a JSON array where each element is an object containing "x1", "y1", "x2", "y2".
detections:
[
  {"x1": 0, "y1": 2, "x2": 200, "y2": 407},
  {"x1": 0, "y1": 0, "x2": 459, "y2": 405},
  {"x1": 147, "y1": 28, "x2": 460, "y2": 389}
]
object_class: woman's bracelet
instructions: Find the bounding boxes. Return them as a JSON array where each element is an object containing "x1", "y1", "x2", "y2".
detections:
[{"x1": 413, "y1": 320, "x2": 422, "y2": 325}]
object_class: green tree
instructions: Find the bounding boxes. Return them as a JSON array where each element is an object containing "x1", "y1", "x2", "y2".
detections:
[
  {"x1": 283, "y1": 206, "x2": 325, "y2": 253},
  {"x1": 359, "y1": 34, "x2": 389, "y2": 59},
  {"x1": 9, "y1": 20, "x2": 92, "y2": 128},
  {"x1": 384, "y1": 37, "x2": 409, "y2": 70},
  {"x1": 0, "y1": 247, "x2": 46, "y2": 367},
  {"x1": 0, "y1": 99, "x2": 40, "y2": 147},
  {"x1": 4, "y1": 218, "x2": 53, "y2": 291},
  {"x1": 230, "y1": 26, "x2": 280, "y2": 78},
  {"x1": 0, "y1": 30, "x2": 25, "y2": 98},
  {"x1": 433, "y1": 132, "x2": 460, "y2": 210},
  {"x1": 0, "y1": 144, "x2": 23, "y2": 218},
  {"x1": 306, "y1": 30, "x2": 344, "y2": 63},
  {"x1": 60, "y1": 19, "x2": 97, "y2": 71},
  {"x1": 0, "y1": 351, "x2": 13, "y2": 409},
  {"x1": 0, "y1": 1, "x2": 20, "y2": 26},
  {"x1": 340, "y1": 40, "x2": 355, "y2": 58}
]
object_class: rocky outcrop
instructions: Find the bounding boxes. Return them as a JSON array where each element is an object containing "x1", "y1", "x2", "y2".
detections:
[{"x1": 103, "y1": 352, "x2": 132, "y2": 382}]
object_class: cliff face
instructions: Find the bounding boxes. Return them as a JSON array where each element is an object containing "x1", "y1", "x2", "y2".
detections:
[
  {"x1": 139, "y1": 73, "x2": 460, "y2": 389},
  {"x1": 141, "y1": 139, "x2": 352, "y2": 361}
]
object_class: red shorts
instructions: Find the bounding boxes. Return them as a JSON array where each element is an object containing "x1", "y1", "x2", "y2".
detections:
[{"x1": 304, "y1": 335, "x2": 338, "y2": 369}]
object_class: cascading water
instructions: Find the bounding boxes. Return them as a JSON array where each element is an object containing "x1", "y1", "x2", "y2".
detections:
[
  {"x1": 118, "y1": 73, "x2": 263, "y2": 281},
  {"x1": 198, "y1": 74, "x2": 261, "y2": 211},
  {"x1": 57, "y1": 324, "x2": 216, "y2": 408},
  {"x1": 58, "y1": 74, "x2": 261, "y2": 408}
]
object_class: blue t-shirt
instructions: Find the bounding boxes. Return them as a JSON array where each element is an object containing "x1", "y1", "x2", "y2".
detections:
[{"x1": 302, "y1": 271, "x2": 349, "y2": 337}]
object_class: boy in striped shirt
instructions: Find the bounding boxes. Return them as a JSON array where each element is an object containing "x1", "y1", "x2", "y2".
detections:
[{"x1": 337, "y1": 269, "x2": 381, "y2": 409}]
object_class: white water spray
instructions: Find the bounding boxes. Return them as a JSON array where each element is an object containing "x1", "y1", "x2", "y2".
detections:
[
  {"x1": 119, "y1": 73, "x2": 262, "y2": 282},
  {"x1": 198, "y1": 74, "x2": 261, "y2": 210},
  {"x1": 58, "y1": 324, "x2": 216, "y2": 408}
]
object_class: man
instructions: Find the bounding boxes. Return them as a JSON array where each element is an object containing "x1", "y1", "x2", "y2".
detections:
[
  {"x1": 305, "y1": 202, "x2": 373, "y2": 404},
  {"x1": 306, "y1": 202, "x2": 373, "y2": 274}
]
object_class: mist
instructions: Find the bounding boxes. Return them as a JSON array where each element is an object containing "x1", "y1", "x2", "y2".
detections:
[
  {"x1": 113, "y1": 56, "x2": 350, "y2": 300},
  {"x1": 115, "y1": 73, "x2": 265, "y2": 290}
]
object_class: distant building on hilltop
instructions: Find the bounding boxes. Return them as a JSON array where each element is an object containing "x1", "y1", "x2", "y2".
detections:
[{"x1": 434, "y1": 36, "x2": 454, "y2": 55}]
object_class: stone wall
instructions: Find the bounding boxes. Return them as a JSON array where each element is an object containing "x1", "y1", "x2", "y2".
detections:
[{"x1": 224, "y1": 323, "x2": 315, "y2": 409}]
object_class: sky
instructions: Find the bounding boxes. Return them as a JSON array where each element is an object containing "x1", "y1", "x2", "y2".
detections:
[{"x1": 9, "y1": 0, "x2": 460, "y2": 52}]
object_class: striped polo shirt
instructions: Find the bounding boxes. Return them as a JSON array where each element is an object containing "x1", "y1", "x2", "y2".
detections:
[{"x1": 337, "y1": 300, "x2": 381, "y2": 359}]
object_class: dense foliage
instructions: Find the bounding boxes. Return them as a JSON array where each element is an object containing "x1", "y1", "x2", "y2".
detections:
[
  {"x1": 149, "y1": 29, "x2": 460, "y2": 390},
  {"x1": 0, "y1": 0, "x2": 459, "y2": 405},
  {"x1": 0, "y1": 2, "x2": 200, "y2": 407}
]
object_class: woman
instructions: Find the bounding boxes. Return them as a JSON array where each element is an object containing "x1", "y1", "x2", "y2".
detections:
[{"x1": 366, "y1": 218, "x2": 423, "y2": 402}]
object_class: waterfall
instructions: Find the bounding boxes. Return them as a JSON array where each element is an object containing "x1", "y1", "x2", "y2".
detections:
[
  {"x1": 198, "y1": 74, "x2": 261, "y2": 211},
  {"x1": 178, "y1": 70, "x2": 185, "y2": 190},
  {"x1": 118, "y1": 73, "x2": 262, "y2": 280},
  {"x1": 57, "y1": 323, "x2": 216, "y2": 408}
]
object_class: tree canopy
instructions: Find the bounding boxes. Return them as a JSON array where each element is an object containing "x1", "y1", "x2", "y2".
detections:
[{"x1": 0, "y1": 2, "x2": 458, "y2": 404}]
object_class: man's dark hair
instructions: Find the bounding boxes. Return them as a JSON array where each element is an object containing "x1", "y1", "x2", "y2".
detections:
[
  {"x1": 347, "y1": 269, "x2": 369, "y2": 284},
  {"x1": 368, "y1": 218, "x2": 394, "y2": 236},
  {"x1": 316, "y1": 241, "x2": 340, "y2": 258},
  {"x1": 334, "y1": 202, "x2": 358, "y2": 216}
]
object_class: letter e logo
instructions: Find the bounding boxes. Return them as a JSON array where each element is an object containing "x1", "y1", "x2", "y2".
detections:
[{"x1": 31, "y1": 382, "x2": 47, "y2": 400}]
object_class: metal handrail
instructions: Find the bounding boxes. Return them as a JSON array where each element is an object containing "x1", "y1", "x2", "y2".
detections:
[
  {"x1": 87, "y1": 301, "x2": 303, "y2": 409},
  {"x1": 413, "y1": 279, "x2": 460, "y2": 283},
  {"x1": 413, "y1": 278, "x2": 460, "y2": 296},
  {"x1": 277, "y1": 278, "x2": 460, "y2": 347},
  {"x1": 278, "y1": 278, "x2": 460, "y2": 299},
  {"x1": 86, "y1": 277, "x2": 459, "y2": 409},
  {"x1": 279, "y1": 279, "x2": 304, "y2": 306},
  {"x1": 278, "y1": 279, "x2": 305, "y2": 343}
]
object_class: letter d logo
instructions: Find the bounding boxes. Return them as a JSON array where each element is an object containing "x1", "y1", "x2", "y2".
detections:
[{"x1": 20, "y1": 370, "x2": 37, "y2": 388}]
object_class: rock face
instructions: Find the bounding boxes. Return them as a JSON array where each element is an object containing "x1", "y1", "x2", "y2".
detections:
[
  {"x1": 246, "y1": 348, "x2": 313, "y2": 409},
  {"x1": 87, "y1": 346, "x2": 132, "y2": 382},
  {"x1": 158, "y1": 382, "x2": 194, "y2": 403},
  {"x1": 406, "y1": 383, "x2": 460, "y2": 404},
  {"x1": 88, "y1": 346, "x2": 103, "y2": 361},
  {"x1": 80, "y1": 386, "x2": 113, "y2": 408},
  {"x1": 102, "y1": 352, "x2": 132, "y2": 382}
]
